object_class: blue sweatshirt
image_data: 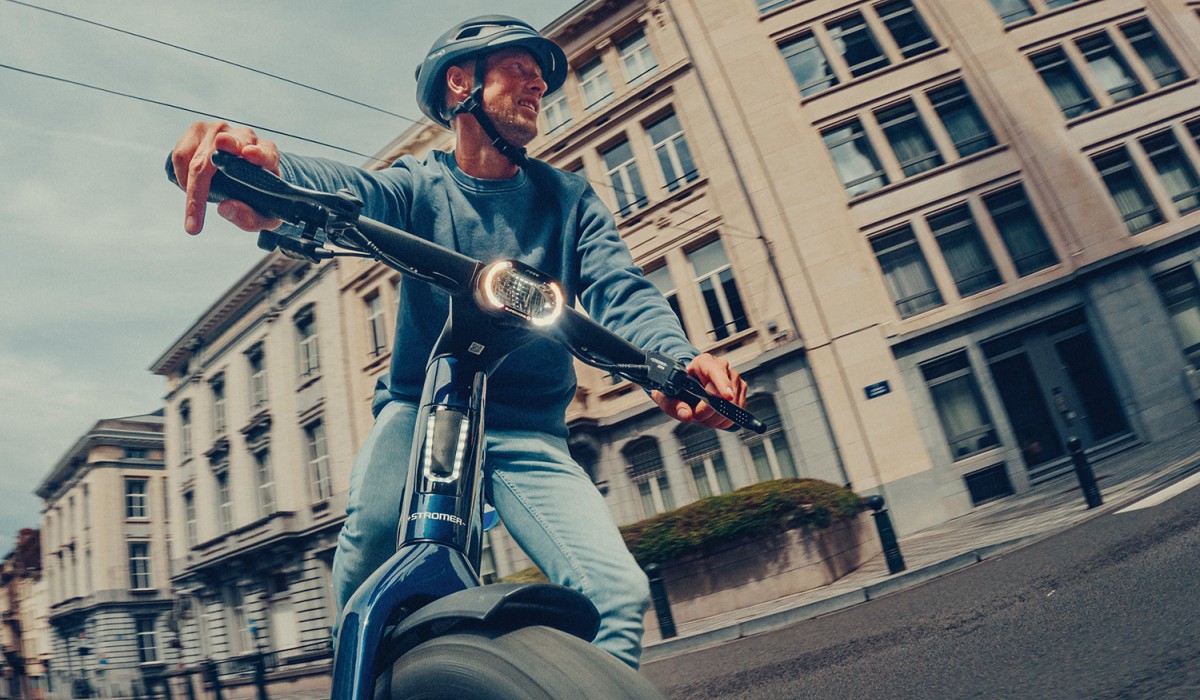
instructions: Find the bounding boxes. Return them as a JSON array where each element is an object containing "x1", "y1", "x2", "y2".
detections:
[{"x1": 278, "y1": 150, "x2": 697, "y2": 437}]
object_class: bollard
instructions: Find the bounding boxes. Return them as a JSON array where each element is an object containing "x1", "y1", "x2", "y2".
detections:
[
  {"x1": 645, "y1": 564, "x2": 677, "y2": 639},
  {"x1": 863, "y1": 496, "x2": 906, "y2": 574},
  {"x1": 1067, "y1": 437, "x2": 1103, "y2": 509}
]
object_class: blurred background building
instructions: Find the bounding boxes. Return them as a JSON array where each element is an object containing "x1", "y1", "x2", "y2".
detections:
[{"x1": 2, "y1": 528, "x2": 49, "y2": 699}]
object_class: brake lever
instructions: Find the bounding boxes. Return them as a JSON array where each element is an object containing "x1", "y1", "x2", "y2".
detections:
[{"x1": 644, "y1": 352, "x2": 766, "y2": 434}]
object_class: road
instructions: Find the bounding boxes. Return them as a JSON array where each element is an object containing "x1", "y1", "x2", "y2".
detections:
[{"x1": 643, "y1": 472, "x2": 1200, "y2": 699}]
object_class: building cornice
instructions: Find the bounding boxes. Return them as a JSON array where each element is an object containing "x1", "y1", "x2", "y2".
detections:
[{"x1": 36, "y1": 420, "x2": 164, "y2": 501}]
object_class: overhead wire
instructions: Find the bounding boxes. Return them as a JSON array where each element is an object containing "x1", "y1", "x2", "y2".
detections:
[{"x1": 2, "y1": 0, "x2": 763, "y2": 241}]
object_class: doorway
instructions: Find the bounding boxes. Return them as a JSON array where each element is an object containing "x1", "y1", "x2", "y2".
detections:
[{"x1": 983, "y1": 309, "x2": 1129, "y2": 482}]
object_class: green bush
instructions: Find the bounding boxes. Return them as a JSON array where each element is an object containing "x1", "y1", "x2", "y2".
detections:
[{"x1": 619, "y1": 478, "x2": 862, "y2": 567}]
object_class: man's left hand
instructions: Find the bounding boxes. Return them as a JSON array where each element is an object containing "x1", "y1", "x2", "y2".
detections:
[{"x1": 651, "y1": 353, "x2": 747, "y2": 430}]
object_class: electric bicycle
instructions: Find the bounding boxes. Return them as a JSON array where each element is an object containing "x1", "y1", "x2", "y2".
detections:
[{"x1": 168, "y1": 150, "x2": 765, "y2": 699}]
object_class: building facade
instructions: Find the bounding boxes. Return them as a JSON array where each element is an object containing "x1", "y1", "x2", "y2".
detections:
[
  {"x1": 2, "y1": 529, "x2": 50, "y2": 699},
  {"x1": 150, "y1": 0, "x2": 1200, "y2": 691},
  {"x1": 151, "y1": 255, "x2": 354, "y2": 697},
  {"x1": 34, "y1": 413, "x2": 174, "y2": 698}
]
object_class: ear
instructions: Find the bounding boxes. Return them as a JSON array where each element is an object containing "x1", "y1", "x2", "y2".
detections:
[{"x1": 445, "y1": 64, "x2": 473, "y2": 106}]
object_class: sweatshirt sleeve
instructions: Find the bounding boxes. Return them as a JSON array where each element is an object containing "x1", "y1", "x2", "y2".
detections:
[
  {"x1": 574, "y1": 184, "x2": 699, "y2": 363},
  {"x1": 276, "y1": 153, "x2": 413, "y2": 229}
]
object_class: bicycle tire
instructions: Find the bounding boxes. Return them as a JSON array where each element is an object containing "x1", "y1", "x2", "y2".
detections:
[{"x1": 373, "y1": 625, "x2": 665, "y2": 699}]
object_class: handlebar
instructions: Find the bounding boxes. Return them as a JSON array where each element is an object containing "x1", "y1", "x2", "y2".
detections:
[{"x1": 166, "y1": 150, "x2": 765, "y2": 434}]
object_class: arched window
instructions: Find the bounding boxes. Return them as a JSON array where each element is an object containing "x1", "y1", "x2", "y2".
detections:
[
  {"x1": 742, "y1": 395, "x2": 798, "y2": 482},
  {"x1": 624, "y1": 438, "x2": 675, "y2": 518},
  {"x1": 678, "y1": 425, "x2": 733, "y2": 499}
]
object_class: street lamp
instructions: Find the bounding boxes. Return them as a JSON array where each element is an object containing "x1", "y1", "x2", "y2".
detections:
[{"x1": 248, "y1": 618, "x2": 269, "y2": 700}]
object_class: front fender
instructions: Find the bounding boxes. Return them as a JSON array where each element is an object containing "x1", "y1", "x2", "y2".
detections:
[{"x1": 383, "y1": 582, "x2": 600, "y2": 660}]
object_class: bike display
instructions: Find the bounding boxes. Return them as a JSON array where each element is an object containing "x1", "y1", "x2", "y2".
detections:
[{"x1": 168, "y1": 150, "x2": 765, "y2": 699}]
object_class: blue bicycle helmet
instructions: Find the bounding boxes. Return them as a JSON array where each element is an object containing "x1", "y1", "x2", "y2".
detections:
[{"x1": 415, "y1": 15, "x2": 568, "y2": 129}]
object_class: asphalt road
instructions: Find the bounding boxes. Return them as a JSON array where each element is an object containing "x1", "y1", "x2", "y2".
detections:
[{"x1": 643, "y1": 473, "x2": 1200, "y2": 699}]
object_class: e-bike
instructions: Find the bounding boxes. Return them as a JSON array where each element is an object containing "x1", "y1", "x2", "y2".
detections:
[{"x1": 169, "y1": 151, "x2": 765, "y2": 699}]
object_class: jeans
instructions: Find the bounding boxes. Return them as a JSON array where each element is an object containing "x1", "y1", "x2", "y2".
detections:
[{"x1": 332, "y1": 400, "x2": 651, "y2": 668}]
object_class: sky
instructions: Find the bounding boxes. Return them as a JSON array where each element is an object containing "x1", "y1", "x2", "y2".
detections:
[{"x1": 0, "y1": 0, "x2": 580, "y2": 556}]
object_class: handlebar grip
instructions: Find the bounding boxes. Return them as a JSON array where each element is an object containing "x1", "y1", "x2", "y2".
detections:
[
  {"x1": 684, "y1": 381, "x2": 766, "y2": 435},
  {"x1": 163, "y1": 151, "x2": 316, "y2": 225}
]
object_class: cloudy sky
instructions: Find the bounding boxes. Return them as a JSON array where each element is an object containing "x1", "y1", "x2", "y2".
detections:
[{"x1": 0, "y1": 0, "x2": 579, "y2": 555}]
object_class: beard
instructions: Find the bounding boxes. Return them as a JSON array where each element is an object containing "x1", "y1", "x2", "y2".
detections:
[{"x1": 485, "y1": 100, "x2": 539, "y2": 147}]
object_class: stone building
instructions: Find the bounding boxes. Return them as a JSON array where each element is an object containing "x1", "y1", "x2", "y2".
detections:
[
  {"x1": 34, "y1": 412, "x2": 174, "y2": 698},
  {"x1": 151, "y1": 255, "x2": 352, "y2": 696},
  {"x1": 1, "y1": 529, "x2": 50, "y2": 699}
]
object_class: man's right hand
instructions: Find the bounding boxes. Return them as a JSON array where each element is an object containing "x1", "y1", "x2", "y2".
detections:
[{"x1": 171, "y1": 121, "x2": 283, "y2": 235}]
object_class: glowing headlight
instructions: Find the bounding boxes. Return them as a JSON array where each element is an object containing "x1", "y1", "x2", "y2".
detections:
[{"x1": 477, "y1": 260, "x2": 565, "y2": 327}]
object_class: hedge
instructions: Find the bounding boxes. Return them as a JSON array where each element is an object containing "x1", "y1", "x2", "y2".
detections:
[
  {"x1": 619, "y1": 478, "x2": 862, "y2": 566},
  {"x1": 500, "y1": 478, "x2": 861, "y2": 581}
]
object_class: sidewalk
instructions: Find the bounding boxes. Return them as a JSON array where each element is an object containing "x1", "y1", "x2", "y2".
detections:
[{"x1": 642, "y1": 424, "x2": 1200, "y2": 662}]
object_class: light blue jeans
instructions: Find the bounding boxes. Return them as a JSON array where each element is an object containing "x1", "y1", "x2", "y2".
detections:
[{"x1": 331, "y1": 400, "x2": 650, "y2": 668}]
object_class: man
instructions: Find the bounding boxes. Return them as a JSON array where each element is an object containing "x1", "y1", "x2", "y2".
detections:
[{"x1": 171, "y1": 15, "x2": 747, "y2": 669}]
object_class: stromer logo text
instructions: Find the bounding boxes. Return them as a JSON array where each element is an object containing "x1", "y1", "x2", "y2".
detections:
[{"x1": 409, "y1": 512, "x2": 465, "y2": 526}]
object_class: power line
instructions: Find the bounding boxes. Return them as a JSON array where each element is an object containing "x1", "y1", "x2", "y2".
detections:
[
  {"x1": 0, "y1": 62, "x2": 391, "y2": 163},
  {"x1": 3, "y1": 0, "x2": 419, "y2": 125}
]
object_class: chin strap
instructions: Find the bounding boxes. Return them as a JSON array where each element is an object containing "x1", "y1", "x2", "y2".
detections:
[{"x1": 447, "y1": 61, "x2": 529, "y2": 167}]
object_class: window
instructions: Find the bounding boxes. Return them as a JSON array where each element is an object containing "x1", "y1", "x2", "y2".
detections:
[
  {"x1": 128, "y1": 541, "x2": 152, "y2": 589},
  {"x1": 1077, "y1": 32, "x2": 1143, "y2": 103},
  {"x1": 601, "y1": 139, "x2": 648, "y2": 216},
  {"x1": 254, "y1": 449, "x2": 276, "y2": 518},
  {"x1": 921, "y1": 352, "x2": 999, "y2": 459},
  {"x1": 184, "y1": 491, "x2": 197, "y2": 548},
  {"x1": 226, "y1": 585, "x2": 252, "y2": 654},
  {"x1": 1154, "y1": 267, "x2": 1200, "y2": 367},
  {"x1": 989, "y1": 0, "x2": 1034, "y2": 24},
  {"x1": 1044, "y1": 0, "x2": 1077, "y2": 8},
  {"x1": 1141, "y1": 131, "x2": 1200, "y2": 216},
  {"x1": 1092, "y1": 147, "x2": 1163, "y2": 233},
  {"x1": 876, "y1": 0, "x2": 938, "y2": 59},
  {"x1": 125, "y1": 479, "x2": 149, "y2": 519},
  {"x1": 875, "y1": 100, "x2": 944, "y2": 176},
  {"x1": 295, "y1": 307, "x2": 320, "y2": 378},
  {"x1": 1032, "y1": 47, "x2": 1097, "y2": 118},
  {"x1": 306, "y1": 421, "x2": 332, "y2": 502},
  {"x1": 926, "y1": 205, "x2": 1002, "y2": 297},
  {"x1": 647, "y1": 112, "x2": 699, "y2": 191},
  {"x1": 1190, "y1": 119, "x2": 1200, "y2": 152},
  {"x1": 927, "y1": 82, "x2": 997, "y2": 157},
  {"x1": 679, "y1": 425, "x2": 733, "y2": 499},
  {"x1": 247, "y1": 345, "x2": 268, "y2": 411},
  {"x1": 210, "y1": 374, "x2": 226, "y2": 436},
  {"x1": 365, "y1": 293, "x2": 389, "y2": 357},
  {"x1": 179, "y1": 401, "x2": 192, "y2": 459},
  {"x1": 216, "y1": 471, "x2": 233, "y2": 534},
  {"x1": 643, "y1": 265, "x2": 685, "y2": 329},
  {"x1": 871, "y1": 225, "x2": 944, "y2": 318},
  {"x1": 618, "y1": 30, "x2": 658, "y2": 85},
  {"x1": 1121, "y1": 19, "x2": 1184, "y2": 88},
  {"x1": 742, "y1": 396, "x2": 798, "y2": 482},
  {"x1": 688, "y1": 240, "x2": 750, "y2": 341},
  {"x1": 135, "y1": 617, "x2": 158, "y2": 663},
  {"x1": 827, "y1": 13, "x2": 888, "y2": 78},
  {"x1": 542, "y1": 88, "x2": 571, "y2": 136},
  {"x1": 579, "y1": 57, "x2": 613, "y2": 111},
  {"x1": 823, "y1": 119, "x2": 889, "y2": 196},
  {"x1": 758, "y1": 0, "x2": 794, "y2": 13},
  {"x1": 625, "y1": 439, "x2": 674, "y2": 517},
  {"x1": 125, "y1": 448, "x2": 148, "y2": 459},
  {"x1": 982, "y1": 185, "x2": 1058, "y2": 276},
  {"x1": 781, "y1": 33, "x2": 838, "y2": 97}
]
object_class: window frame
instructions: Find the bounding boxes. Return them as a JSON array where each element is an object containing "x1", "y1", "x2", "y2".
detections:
[
  {"x1": 618, "y1": 29, "x2": 658, "y2": 86},
  {"x1": 601, "y1": 138, "x2": 649, "y2": 217},
  {"x1": 306, "y1": 420, "x2": 333, "y2": 502},
  {"x1": 646, "y1": 111, "x2": 699, "y2": 192},
  {"x1": 687, "y1": 239, "x2": 750, "y2": 342},
  {"x1": 125, "y1": 478, "x2": 149, "y2": 520},
  {"x1": 128, "y1": 541, "x2": 152, "y2": 590}
]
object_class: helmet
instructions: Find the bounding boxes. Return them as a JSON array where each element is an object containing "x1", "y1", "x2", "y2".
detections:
[{"x1": 415, "y1": 15, "x2": 568, "y2": 128}]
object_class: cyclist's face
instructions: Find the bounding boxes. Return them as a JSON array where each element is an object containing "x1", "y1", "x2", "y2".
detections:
[{"x1": 481, "y1": 49, "x2": 547, "y2": 146}]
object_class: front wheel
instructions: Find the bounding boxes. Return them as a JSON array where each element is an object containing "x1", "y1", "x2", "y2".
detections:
[{"x1": 374, "y1": 625, "x2": 665, "y2": 699}]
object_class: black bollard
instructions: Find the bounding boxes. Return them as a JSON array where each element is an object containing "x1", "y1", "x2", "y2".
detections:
[
  {"x1": 645, "y1": 564, "x2": 677, "y2": 639},
  {"x1": 1067, "y1": 437, "x2": 1103, "y2": 509},
  {"x1": 863, "y1": 496, "x2": 906, "y2": 574}
]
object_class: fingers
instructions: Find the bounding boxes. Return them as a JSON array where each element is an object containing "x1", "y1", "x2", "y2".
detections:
[
  {"x1": 216, "y1": 200, "x2": 282, "y2": 232},
  {"x1": 171, "y1": 121, "x2": 280, "y2": 235}
]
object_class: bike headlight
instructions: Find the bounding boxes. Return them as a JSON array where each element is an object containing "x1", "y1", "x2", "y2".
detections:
[{"x1": 477, "y1": 260, "x2": 564, "y2": 327}]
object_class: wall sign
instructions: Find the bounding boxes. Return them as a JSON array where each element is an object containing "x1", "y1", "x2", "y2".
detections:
[{"x1": 864, "y1": 381, "x2": 891, "y2": 399}]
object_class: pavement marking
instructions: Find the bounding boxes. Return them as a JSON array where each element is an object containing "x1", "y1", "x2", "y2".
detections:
[{"x1": 1116, "y1": 470, "x2": 1200, "y2": 513}]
